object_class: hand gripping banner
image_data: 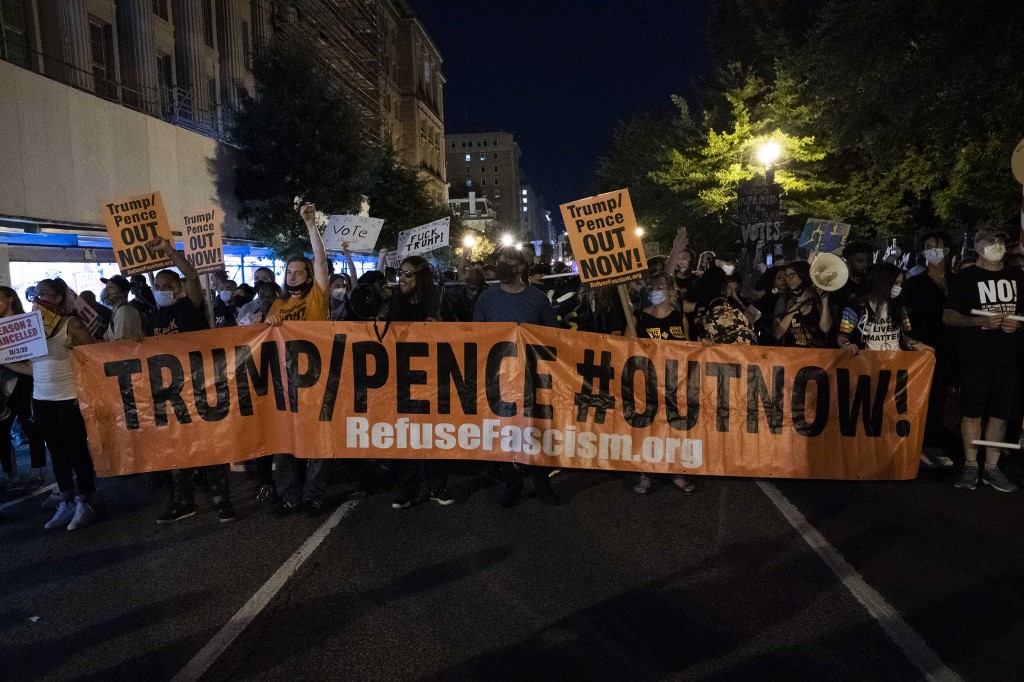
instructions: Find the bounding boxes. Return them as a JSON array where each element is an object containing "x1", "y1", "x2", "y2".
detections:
[{"x1": 71, "y1": 323, "x2": 935, "y2": 480}]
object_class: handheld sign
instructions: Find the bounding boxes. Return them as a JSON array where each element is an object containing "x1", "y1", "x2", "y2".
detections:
[
  {"x1": 737, "y1": 183, "x2": 782, "y2": 244},
  {"x1": 182, "y1": 209, "x2": 223, "y2": 274},
  {"x1": 799, "y1": 218, "x2": 851, "y2": 255},
  {"x1": 560, "y1": 188, "x2": 646, "y2": 288},
  {"x1": 0, "y1": 311, "x2": 48, "y2": 364},
  {"x1": 397, "y1": 217, "x2": 450, "y2": 258},
  {"x1": 103, "y1": 192, "x2": 173, "y2": 275},
  {"x1": 323, "y1": 215, "x2": 385, "y2": 253}
]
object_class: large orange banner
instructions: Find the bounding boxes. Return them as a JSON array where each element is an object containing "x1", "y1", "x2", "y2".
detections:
[{"x1": 71, "y1": 323, "x2": 934, "y2": 480}]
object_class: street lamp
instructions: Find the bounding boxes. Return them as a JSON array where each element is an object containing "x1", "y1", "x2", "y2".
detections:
[
  {"x1": 500, "y1": 234, "x2": 515, "y2": 248},
  {"x1": 757, "y1": 141, "x2": 782, "y2": 184},
  {"x1": 462, "y1": 234, "x2": 477, "y2": 249},
  {"x1": 635, "y1": 227, "x2": 644, "y2": 237}
]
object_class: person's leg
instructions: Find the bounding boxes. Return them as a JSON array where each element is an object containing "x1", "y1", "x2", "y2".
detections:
[
  {"x1": 528, "y1": 465, "x2": 559, "y2": 505},
  {"x1": 273, "y1": 454, "x2": 302, "y2": 509},
  {"x1": 424, "y1": 460, "x2": 450, "y2": 498},
  {"x1": 255, "y1": 455, "x2": 274, "y2": 486},
  {"x1": 982, "y1": 418, "x2": 1007, "y2": 468},
  {"x1": 0, "y1": 413, "x2": 14, "y2": 476},
  {"x1": 34, "y1": 400, "x2": 74, "y2": 500},
  {"x1": 59, "y1": 400, "x2": 96, "y2": 497},
  {"x1": 172, "y1": 469, "x2": 196, "y2": 503},
  {"x1": 13, "y1": 379, "x2": 47, "y2": 473},
  {"x1": 203, "y1": 463, "x2": 237, "y2": 521},
  {"x1": 302, "y1": 459, "x2": 331, "y2": 505},
  {"x1": 392, "y1": 460, "x2": 420, "y2": 508},
  {"x1": 498, "y1": 462, "x2": 523, "y2": 506}
]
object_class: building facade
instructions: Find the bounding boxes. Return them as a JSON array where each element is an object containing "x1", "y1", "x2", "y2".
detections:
[{"x1": 0, "y1": 0, "x2": 446, "y2": 292}]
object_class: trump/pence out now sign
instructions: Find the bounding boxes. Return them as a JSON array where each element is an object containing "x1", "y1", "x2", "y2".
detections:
[{"x1": 560, "y1": 189, "x2": 647, "y2": 288}]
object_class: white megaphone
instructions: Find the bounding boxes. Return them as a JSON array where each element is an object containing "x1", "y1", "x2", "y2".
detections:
[{"x1": 809, "y1": 252, "x2": 849, "y2": 292}]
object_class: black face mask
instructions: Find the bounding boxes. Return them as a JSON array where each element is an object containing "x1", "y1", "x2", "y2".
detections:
[
  {"x1": 495, "y1": 261, "x2": 517, "y2": 283},
  {"x1": 287, "y1": 281, "x2": 313, "y2": 297}
]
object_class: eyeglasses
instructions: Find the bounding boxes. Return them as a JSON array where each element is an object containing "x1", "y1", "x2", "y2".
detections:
[{"x1": 398, "y1": 270, "x2": 417, "y2": 279}]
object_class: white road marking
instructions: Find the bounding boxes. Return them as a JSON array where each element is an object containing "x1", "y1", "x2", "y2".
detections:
[
  {"x1": 171, "y1": 499, "x2": 360, "y2": 682},
  {"x1": 0, "y1": 483, "x2": 56, "y2": 512},
  {"x1": 757, "y1": 481, "x2": 963, "y2": 682}
]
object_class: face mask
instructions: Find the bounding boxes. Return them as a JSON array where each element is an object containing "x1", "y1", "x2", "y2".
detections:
[
  {"x1": 924, "y1": 248, "x2": 945, "y2": 266},
  {"x1": 982, "y1": 244, "x2": 1006, "y2": 262},
  {"x1": 718, "y1": 263, "x2": 736, "y2": 276},
  {"x1": 495, "y1": 261, "x2": 516, "y2": 283},
  {"x1": 219, "y1": 290, "x2": 233, "y2": 304},
  {"x1": 33, "y1": 302, "x2": 62, "y2": 335},
  {"x1": 154, "y1": 290, "x2": 177, "y2": 308},
  {"x1": 287, "y1": 281, "x2": 313, "y2": 297},
  {"x1": 890, "y1": 284, "x2": 902, "y2": 299},
  {"x1": 771, "y1": 287, "x2": 779, "y2": 295},
  {"x1": 649, "y1": 290, "x2": 668, "y2": 305},
  {"x1": 33, "y1": 298, "x2": 60, "y2": 314},
  {"x1": 331, "y1": 288, "x2": 347, "y2": 302}
]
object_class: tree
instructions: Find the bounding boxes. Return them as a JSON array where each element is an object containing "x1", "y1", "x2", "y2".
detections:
[{"x1": 228, "y1": 39, "x2": 368, "y2": 257}]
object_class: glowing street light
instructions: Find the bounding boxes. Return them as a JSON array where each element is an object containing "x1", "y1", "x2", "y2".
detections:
[
  {"x1": 635, "y1": 227, "x2": 645, "y2": 237},
  {"x1": 462, "y1": 234, "x2": 477, "y2": 249},
  {"x1": 500, "y1": 234, "x2": 515, "y2": 248},
  {"x1": 757, "y1": 141, "x2": 782, "y2": 184}
]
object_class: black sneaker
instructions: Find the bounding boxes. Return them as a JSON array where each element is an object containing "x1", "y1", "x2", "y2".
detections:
[
  {"x1": 217, "y1": 501, "x2": 237, "y2": 523},
  {"x1": 497, "y1": 483, "x2": 522, "y2": 508},
  {"x1": 253, "y1": 484, "x2": 276, "y2": 504},
  {"x1": 157, "y1": 500, "x2": 197, "y2": 524},
  {"x1": 272, "y1": 501, "x2": 301, "y2": 517},
  {"x1": 302, "y1": 500, "x2": 326, "y2": 518},
  {"x1": 429, "y1": 489, "x2": 456, "y2": 506},
  {"x1": 392, "y1": 490, "x2": 417, "y2": 509}
]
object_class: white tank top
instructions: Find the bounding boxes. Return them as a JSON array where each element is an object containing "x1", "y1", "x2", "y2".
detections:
[{"x1": 32, "y1": 318, "x2": 77, "y2": 401}]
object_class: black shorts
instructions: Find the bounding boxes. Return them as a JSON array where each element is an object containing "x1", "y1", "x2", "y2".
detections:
[{"x1": 959, "y1": 360, "x2": 1020, "y2": 420}]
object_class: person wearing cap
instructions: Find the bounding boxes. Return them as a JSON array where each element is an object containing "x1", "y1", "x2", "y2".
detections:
[
  {"x1": 943, "y1": 228, "x2": 1024, "y2": 493},
  {"x1": 100, "y1": 275, "x2": 144, "y2": 342}
]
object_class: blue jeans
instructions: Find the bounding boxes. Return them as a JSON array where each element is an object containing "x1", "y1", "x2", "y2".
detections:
[{"x1": 274, "y1": 454, "x2": 330, "y2": 505}]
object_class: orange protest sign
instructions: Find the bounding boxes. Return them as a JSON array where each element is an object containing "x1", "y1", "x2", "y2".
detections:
[
  {"x1": 560, "y1": 189, "x2": 647, "y2": 287},
  {"x1": 103, "y1": 192, "x2": 174, "y2": 275},
  {"x1": 182, "y1": 209, "x2": 223, "y2": 274},
  {"x1": 72, "y1": 323, "x2": 934, "y2": 481}
]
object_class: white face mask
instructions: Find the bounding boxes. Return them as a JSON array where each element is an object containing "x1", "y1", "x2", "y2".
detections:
[
  {"x1": 154, "y1": 290, "x2": 176, "y2": 308},
  {"x1": 219, "y1": 290, "x2": 233, "y2": 303},
  {"x1": 649, "y1": 290, "x2": 668, "y2": 305},
  {"x1": 982, "y1": 244, "x2": 1006, "y2": 262},
  {"x1": 716, "y1": 261, "x2": 736, "y2": 276},
  {"x1": 890, "y1": 284, "x2": 902, "y2": 299},
  {"x1": 923, "y1": 248, "x2": 945, "y2": 266},
  {"x1": 331, "y1": 288, "x2": 347, "y2": 301}
]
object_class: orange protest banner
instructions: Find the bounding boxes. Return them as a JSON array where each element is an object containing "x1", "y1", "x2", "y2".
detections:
[
  {"x1": 72, "y1": 323, "x2": 934, "y2": 481},
  {"x1": 560, "y1": 188, "x2": 647, "y2": 288},
  {"x1": 182, "y1": 209, "x2": 223, "y2": 274},
  {"x1": 102, "y1": 192, "x2": 174, "y2": 275}
]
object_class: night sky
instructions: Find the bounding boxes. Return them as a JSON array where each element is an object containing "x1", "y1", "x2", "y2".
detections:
[{"x1": 413, "y1": 0, "x2": 710, "y2": 221}]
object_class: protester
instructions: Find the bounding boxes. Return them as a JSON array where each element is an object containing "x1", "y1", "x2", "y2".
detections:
[
  {"x1": 265, "y1": 202, "x2": 333, "y2": 516},
  {"x1": 942, "y1": 228, "x2": 1024, "y2": 493},
  {"x1": 233, "y1": 283, "x2": 256, "y2": 309},
  {"x1": 237, "y1": 280, "x2": 279, "y2": 326},
  {"x1": 753, "y1": 266, "x2": 787, "y2": 345},
  {"x1": 100, "y1": 275, "x2": 145, "y2": 342},
  {"x1": 474, "y1": 246, "x2": 560, "y2": 506},
  {"x1": 0, "y1": 287, "x2": 47, "y2": 493},
  {"x1": 586, "y1": 285, "x2": 627, "y2": 335},
  {"x1": 14, "y1": 279, "x2": 99, "y2": 530},
  {"x1": 253, "y1": 266, "x2": 276, "y2": 284},
  {"x1": 773, "y1": 261, "x2": 833, "y2": 347},
  {"x1": 834, "y1": 242, "x2": 874, "y2": 322},
  {"x1": 903, "y1": 231, "x2": 957, "y2": 468},
  {"x1": 78, "y1": 289, "x2": 112, "y2": 340},
  {"x1": 329, "y1": 274, "x2": 350, "y2": 321},
  {"x1": 450, "y1": 267, "x2": 486, "y2": 322},
  {"x1": 387, "y1": 256, "x2": 457, "y2": 509},
  {"x1": 837, "y1": 264, "x2": 916, "y2": 352},
  {"x1": 146, "y1": 237, "x2": 236, "y2": 523},
  {"x1": 213, "y1": 279, "x2": 238, "y2": 328}
]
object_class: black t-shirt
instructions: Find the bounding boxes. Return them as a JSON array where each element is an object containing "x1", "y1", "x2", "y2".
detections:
[
  {"x1": 945, "y1": 265, "x2": 1024, "y2": 363},
  {"x1": 213, "y1": 299, "x2": 237, "y2": 328},
  {"x1": 902, "y1": 272, "x2": 949, "y2": 351},
  {"x1": 635, "y1": 309, "x2": 689, "y2": 341},
  {"x1": 152, "y1": 298, "x2": 210, "y2": 335}
]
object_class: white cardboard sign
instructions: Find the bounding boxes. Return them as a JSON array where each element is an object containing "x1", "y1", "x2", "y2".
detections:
[
  {"x1": 396, "y1": 217, "x2": 450, "y2": 258},
  {"x1": 0, "y1": 311, "x2": 49, "y2": 364},
  {"x1": 322, "y1": 215, "x2": 385, "y2": 253}
]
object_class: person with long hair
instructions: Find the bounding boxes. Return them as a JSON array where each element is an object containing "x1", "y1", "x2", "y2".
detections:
[
  {"x1": 903, "y1": 231, "x2": 956, "y2": 468},
  {"x1": 15, "y1": 279, "x2": 99, "y2": 530},
  {"x1": 0, "y1": 287, "x2": 47, "y2": 493},
  {"x1": 387, "y1": 256, "x2": 457, "y2": 509},
  {"x1": 266, "y1": 202, "x2": 333, "y2": 516},
  {"x1": 753, "y1": 266, "x2": 788, "y2": 345},
  {"x1": 837, "y1": 263, "x2": 916, "y2": 352},
  {"x1": 773, "y1": 261, "x2": 833, "y2": 347}
]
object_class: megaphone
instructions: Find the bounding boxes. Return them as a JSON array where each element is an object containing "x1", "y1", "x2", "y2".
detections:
[{"x1": 809, "y1": 252, "x2": 849, "y2": 292}]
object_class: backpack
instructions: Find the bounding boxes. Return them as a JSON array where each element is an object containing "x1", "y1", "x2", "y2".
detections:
[{"x1": 701, "y1": 297, "x2": 757, "y2": 345}]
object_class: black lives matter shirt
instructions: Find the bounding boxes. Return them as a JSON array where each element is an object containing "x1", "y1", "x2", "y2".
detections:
[
  {"x1": 152, "y1": 298, "x2": 210, "y2": 335},
  {"x1": 945, "y1": 265, "x2": 1024, "y2": 364}
]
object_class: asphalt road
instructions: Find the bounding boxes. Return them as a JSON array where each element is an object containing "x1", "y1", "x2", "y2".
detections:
[{"x1": 2, "y1": 447, "x2": 1022, "y2": 682}]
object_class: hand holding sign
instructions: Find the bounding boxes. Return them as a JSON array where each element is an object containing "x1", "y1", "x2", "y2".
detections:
[{"x1": 147, "y1": 236, "x2": 175, "y2": 258}]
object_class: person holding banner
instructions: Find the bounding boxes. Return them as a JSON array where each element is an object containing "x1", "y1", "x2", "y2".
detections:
[
  {"x1": 99, "y1": 275, "x2": 145, "y2": 342},
  {"x1": 387, "y1": 256, "x2": 457, "y2": 509},
  {"x1": 474, "y1": 247, "x2": 560, "y2": 507},
  {"x1": 265, "y1": 202, "x2": 332, "y2": 516},
  {"x1": 837, "y1": 264, "x2": 917, "y2": 352},
  {"x1": 943, "y1": 228, "x2": 1024, "y2": 493},
  {"x1": 773, "y1": 261, "x2": 833, "y2": 347},
  {"x1": 0, "y1": 287, "x2": 48, "y2": 493},
  {"x1": 18, "y1": 279, "x2": 100, "y2": 530}
]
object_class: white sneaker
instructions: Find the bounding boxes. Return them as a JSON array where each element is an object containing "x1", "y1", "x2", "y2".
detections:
[
  {"x1": 41, "y1": 488, "x2": 62, "y2": 510},
  {"x1": 67, "y1": 497, "x2": 96, "y2": 531},
  {"x1": 44, "y1": 500, "x2": 76, "y2": 529}
]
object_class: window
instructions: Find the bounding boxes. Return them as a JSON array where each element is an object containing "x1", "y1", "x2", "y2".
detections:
[
  {"x1": 479, "y1": 155, "x2": 486, "y2": 161},
  {"x1": 468, "y1": 141, "x2": 473, "y2": 147},
  {"x1": 242, "y1": 20, "x2": 251, "y2": 70},
  {"x1": 494, "y1": 166, "x2": 499, "y2": 173},
  {"x1": 466, "y1": 180, "x2": 472, "y2": 187},
  {"x1": 207, "y1": 77, "x2": 218, "y2": 125},
  {"x1": 464, "y1": 154, "x2": 470, "y2": 162},
  {"x1": 481, "y1": 166, "x2": 485, "y2": 173},
  {"x1": 156, "y1": 51, "x2": 173, "y2": 115},
  {"x1": 522, "y1": 189, "x2": 528, "y2": 195},
  {"x1": 494, "y1": 152, "x2": 499, "y2": 159},
  {"x1": 0, "y1": 0, "x2": 29, "y2": 67},
  {"x1": 202, "y1": 0, "x2": 215, "y2": 47},
  {"x1": 88, "y1": 17, "x2": 116, "y2": 99},
  {"x1": 522, "y1": 197, "x2": 528, "y2": 204},
  {"x1": 483, "y1": 140, "x2": 488, "y2": 147},
  {"x1": 465, "y1": 166, "x2": 470, "y2": 174},
  {"x1": 522, "y1": 207, "x2": 528, "y2": 212},
  {"x1": 482, "y1": 179, "x2": 487, "y2": 186},
  {"x1": 493, "y1": 139, "x2": 497, "y2": 146},
  {"x1": 451, "y1": 142, "x2": 456, "y2": 149},
  {"x1": 153, "y1": 0, "x2": 169, "y2": 20}
]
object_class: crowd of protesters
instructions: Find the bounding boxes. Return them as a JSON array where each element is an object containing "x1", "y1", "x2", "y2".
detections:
[{"x1": 1, "y1": 205, "x2": 1022, "y2": 530}]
